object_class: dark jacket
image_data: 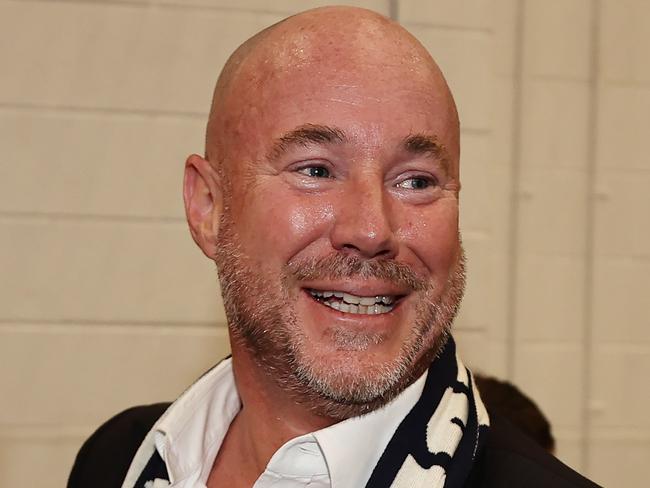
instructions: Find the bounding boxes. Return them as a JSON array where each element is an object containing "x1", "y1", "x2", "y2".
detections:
[{"x1": 68, "y1": 403, "x2": 601, "y2": 488}]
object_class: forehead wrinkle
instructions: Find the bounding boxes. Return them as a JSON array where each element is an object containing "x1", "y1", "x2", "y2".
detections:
[{"x1": 207, "y1": 6, "x2": 459, "y2": 171}]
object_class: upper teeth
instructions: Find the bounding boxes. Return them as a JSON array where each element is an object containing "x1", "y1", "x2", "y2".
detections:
[{"x1": 309, "y1": 290, "x2": 396, "y2": 306}]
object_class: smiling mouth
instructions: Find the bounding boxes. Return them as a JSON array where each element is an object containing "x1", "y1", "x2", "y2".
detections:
[{"x1": 307, "y1": 289, "x2": 401, "y2": 315}]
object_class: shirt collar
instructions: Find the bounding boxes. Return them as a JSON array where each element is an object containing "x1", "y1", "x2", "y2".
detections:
[
  {"x1": 152, "y1": 358, "x2": 426, "y2": 487},
  {"x1": 311, "y1": 372, "x2": 426, "y2": 488},
  {"x1": 153, "y1": 358, "x2": 240, "y2": 484}
]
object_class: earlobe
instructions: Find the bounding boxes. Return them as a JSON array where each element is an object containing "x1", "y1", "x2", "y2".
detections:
[{"x1": 183, "y1": 154, "x2": 223, "y2": 259}]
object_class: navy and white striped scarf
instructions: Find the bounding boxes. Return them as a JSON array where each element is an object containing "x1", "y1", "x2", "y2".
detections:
[{"x1": 131, "y1": 338, "x2": 489, "y2": 488}]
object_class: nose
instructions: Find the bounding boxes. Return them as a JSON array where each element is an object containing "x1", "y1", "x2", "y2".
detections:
[{"x1": 329, "y1": 178, "x2": 398, "y2": 259}]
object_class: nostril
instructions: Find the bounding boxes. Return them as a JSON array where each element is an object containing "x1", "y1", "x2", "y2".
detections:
[
  {"x1": 342, "y1": 244, "x2": 360, "y2": 252},
  {"x1": 331, "y1": 210, "x2": 399, "y2": 259},
  {"x1": 340, "y1": 243, "x2": 393, "y2": 259}
]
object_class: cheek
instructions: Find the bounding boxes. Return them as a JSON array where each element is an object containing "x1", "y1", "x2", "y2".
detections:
[
  {"x1": 236, "y1": 191, "x2": 335, "y2": 264},
  {"x1": 398, "y1": 203, "x2": 459, "y2": 272}
]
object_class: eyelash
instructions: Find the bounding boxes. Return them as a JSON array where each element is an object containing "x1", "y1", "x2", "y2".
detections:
[
  {"x1": 395, "y1": 174, "x2": 439, "y2": 191},
  {"x1": 296, "y1": 165, "x2": 331, "y2": 178},
  {"x1": 294, "y1": 164, "x2": 439, "y2": 191}
]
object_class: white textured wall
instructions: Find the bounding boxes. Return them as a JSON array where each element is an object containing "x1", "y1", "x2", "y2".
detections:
[{"x1": 1, "y1": 1, "x2": 648, "y2": 487}]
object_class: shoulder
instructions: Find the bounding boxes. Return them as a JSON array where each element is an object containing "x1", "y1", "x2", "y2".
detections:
[
  {"x1": 67, "y1": 403, "x2": 170, "y2": 488},
  {"x1": 470, "y1": 413, "x2": 601, "y2": 488}
]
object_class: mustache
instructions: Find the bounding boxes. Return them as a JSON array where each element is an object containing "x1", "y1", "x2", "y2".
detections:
[{"x1": 285, "y1": 253, "x2": 428, "y2": 292}]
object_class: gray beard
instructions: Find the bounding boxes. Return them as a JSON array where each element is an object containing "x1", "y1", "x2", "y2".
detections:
[{"x1": 214, "y1": 211, "x2": 466, "y2": 419}]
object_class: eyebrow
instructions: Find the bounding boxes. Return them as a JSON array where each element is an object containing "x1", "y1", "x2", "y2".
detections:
[
  {"x1": 268, "y1": 124, "x2": 347, "y2": 161},
  {"x1": 266, "y1": 126, "x2": 451, "y2": 173},
  {"x1": 402, "y1": 133, "x2": 451, "y2": 173}
]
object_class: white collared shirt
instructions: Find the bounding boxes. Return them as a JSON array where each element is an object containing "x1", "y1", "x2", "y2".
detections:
[{"x1": 141, "y1": 358, "x2": 426, "y2": 488}]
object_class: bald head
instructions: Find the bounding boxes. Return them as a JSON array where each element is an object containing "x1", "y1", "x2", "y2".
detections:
[
  {"x1": 206, "y1": 6, "x2": 459, "y2": 171},
  {"x1": 184, "y1": 7, "x2": 465, "y2": 419}
]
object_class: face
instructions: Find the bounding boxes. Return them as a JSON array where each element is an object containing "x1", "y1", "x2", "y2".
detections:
[{"x1": 202, "y1": 39, "x2": 464, "y2": 418}]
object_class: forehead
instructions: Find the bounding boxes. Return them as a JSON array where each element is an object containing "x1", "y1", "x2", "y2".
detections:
[{"x1": 216, "y1": 26, "x2": 458, "y2": 165}]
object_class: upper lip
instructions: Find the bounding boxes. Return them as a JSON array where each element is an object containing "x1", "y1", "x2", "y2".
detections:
[{"x1": 301, "y1": 280, "x2": 411, "y2": 297}]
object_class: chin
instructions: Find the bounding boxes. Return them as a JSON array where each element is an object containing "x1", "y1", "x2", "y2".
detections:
[{"x1": 286, "y1": 323, "x2": 445, "y2": 419}]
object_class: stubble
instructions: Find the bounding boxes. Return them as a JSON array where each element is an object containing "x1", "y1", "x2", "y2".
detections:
[{"x1": 215, "y1": 209, "x2": 466, "y2": 419}]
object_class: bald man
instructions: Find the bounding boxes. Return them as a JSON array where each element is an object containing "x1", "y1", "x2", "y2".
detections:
[{"x1": 69, "y1": 7, "x2": 599, "y2": 488}]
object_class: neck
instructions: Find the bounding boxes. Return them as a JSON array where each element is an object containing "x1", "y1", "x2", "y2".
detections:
[
  {"x1": 232, "y1": 346, "x2": 337, "y2": 443},
  {"x1": 228, "y1": 342, "x2": 338, "y2": 473}
]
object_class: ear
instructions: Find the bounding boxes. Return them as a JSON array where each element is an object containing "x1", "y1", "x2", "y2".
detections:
[{"x1": 183, "y1": 153, "x2": 223, "y2": 259}]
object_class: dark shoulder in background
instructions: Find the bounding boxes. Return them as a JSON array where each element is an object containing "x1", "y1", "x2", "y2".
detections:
[
  {"x1": 468, "y1": 413, "x2": 602, "y2": 487},
  {"x1": 471, "y1": 374, "x2": 602, "y2": 487}
]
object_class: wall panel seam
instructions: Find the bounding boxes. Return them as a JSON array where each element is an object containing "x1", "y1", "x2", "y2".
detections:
[
  {"x1": 388, "y1": 0, "x2": 397, "y2": 21},
  {"x1": 581, "y1": 0, "x2": 602, "y2": 473},
  {"x1": 399, "y1": 21, "x2": 491, "y2": 34},
  {"x1": 0, "y1": 211, "x2": 186, "y2": 224},
  {"x1": 4, "y1": 0, "x2": 297, "y2": 18},
  {"x1": 0, "y1": 102, "x2": 206, "y2": 120},
  {"x1": 505, "y1": 0, "x2": 526, "y2": 379},
  {"x1": 0, "y1": 319, "x2": 225, "y2": 328}
]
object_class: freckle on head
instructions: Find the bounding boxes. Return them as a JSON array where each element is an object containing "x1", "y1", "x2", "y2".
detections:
[{"x1": 205, "y1": 6, "x2": 459, "y2": 178}]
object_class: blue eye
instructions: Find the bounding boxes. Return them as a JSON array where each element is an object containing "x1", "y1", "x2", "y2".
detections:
[
  {"x1": 397, "y1": 177, "x2": 435, "y2": 189},
  {"x1": 298, "y1": 166, "x2": 331, "y2": 178}
]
